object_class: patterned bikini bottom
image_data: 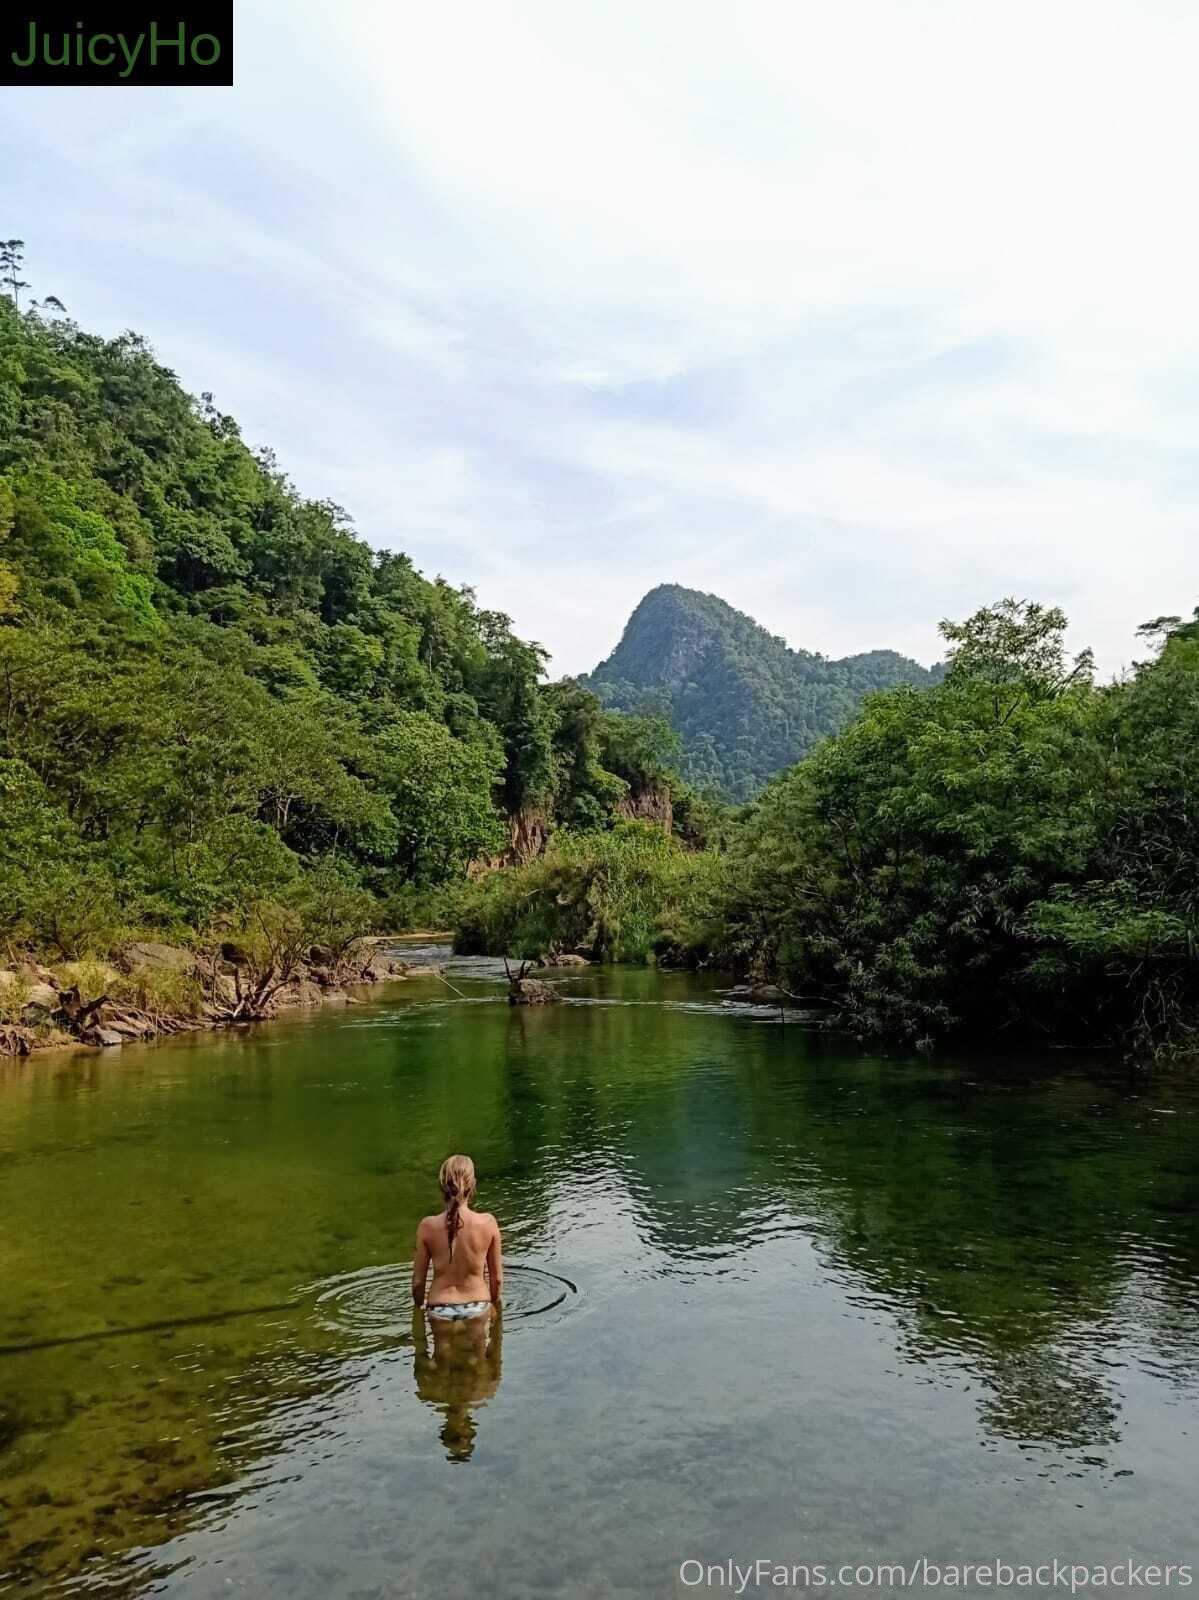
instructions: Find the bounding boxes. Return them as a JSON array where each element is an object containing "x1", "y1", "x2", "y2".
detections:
[{"x1": 426, "y1": 1300, "x2": 491, "y2": 1322}]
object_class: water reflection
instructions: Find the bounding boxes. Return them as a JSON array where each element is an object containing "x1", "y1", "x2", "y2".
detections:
[
  {"x1": 411, "y1": 1307, "x2": 503, "y2": 1463},
  {"x1": 2, "y1": 963, "x2": 1198, "y2": 1595}
]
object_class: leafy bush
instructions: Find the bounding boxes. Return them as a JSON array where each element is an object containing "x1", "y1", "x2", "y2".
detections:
[
  {"x1": 115, "y1": 964, "x2": 206, "y2": 1020},
  {"x1": 376, "y1": 879, "x2": 474, "y2": 933},
  {"x1": 457, "y1": 822, "x2": 723, "y2": 966},
  {"x1": 55, "y1": 957, "x2": 119, "y2": 1001},
  {"x1": 715, "y1": 601, "x2": 1199, "y2": 1054}
]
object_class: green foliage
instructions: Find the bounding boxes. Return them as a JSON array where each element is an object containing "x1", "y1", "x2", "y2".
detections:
[
  {"x1": 376, "y1": 879, "x2": 474, "y2": 935},
  {"x1": 289, "y1": 857, "x2": 380, "y2": 956},
  {"x1": 0, "y1": 478, "x2": 17, "y2": 617},
  {"x1": 0, "y1": 283, "x2": 685, "y2": 962},
  {"x1": 48, "y1": 956, "x2": 207, "y2": 1020},
  {"x1": 3, "y1": 467, "x2": 157, "y2": 621},
  {"x1": 117, "y1": 963, "x2": 207, "y2": 1020},
  {"x1": 717, "y1": 599, "x2": 1199, "y2": 1055},
  {"x1": 940, "y1": 597, "x2": 1093, "y2": 693},
  {"x1": 361, "y1": 712, "x2": 505, "y2": 883},
  {"x1": 585, "y1": 583, "x2": 941, "y2": 801},
  {"x1": 457, "y1": 822, "x2": 725, "y2": 967},
  {"x1": 1013, "y1": 625, "x2": 1199, "y2": 1053}
]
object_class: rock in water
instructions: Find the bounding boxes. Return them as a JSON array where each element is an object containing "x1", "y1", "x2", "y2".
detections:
[
  {"x1": 83, "y1": 1027, "x2": 125, "y2": 1047},
  {"x1": 508, "y1": 977, "x2": 560, "y2": 1006}
]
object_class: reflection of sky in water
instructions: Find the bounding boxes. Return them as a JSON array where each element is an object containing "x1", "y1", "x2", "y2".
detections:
[{"x1": 1, "y1": 954, "x2": 1197, "y2": 1595}]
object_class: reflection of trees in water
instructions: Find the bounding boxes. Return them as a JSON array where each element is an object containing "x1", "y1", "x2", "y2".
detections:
[
  {"x1": 500, "y1": 997, "x2": 766, "y2": 1261},
  {"x1": 752, "y1": 1043, "x2": 1199, "y2": 1451},
  {"x1": 6, "y1": 984, "x2": 1199, "y2": 1582},
  {"x1": 412, "y1": 1307, "x2": 502, "y2": 1463},
  {"x1": 504, "y1": 1008, "x2": 1199, "y2": 1454},
  {"x1": 1109, "y1": 1271, "x2": 1199, "y2": 1393}
]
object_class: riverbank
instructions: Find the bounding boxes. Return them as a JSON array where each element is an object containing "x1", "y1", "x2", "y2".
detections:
[{"x1": 0, "y1": 934, "x2": 448, "y2": 1058}]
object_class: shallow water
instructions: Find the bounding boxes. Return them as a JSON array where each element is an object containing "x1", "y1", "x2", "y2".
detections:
[{"x1": 1, "y1": 956, "x2": 1197, "y2": 1597}]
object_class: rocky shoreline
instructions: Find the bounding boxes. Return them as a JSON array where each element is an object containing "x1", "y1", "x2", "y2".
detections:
[{"x1": 0, "y1": 935, "x2": 448, "y2": 1058}]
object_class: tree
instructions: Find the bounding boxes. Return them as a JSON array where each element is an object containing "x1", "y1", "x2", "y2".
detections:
[
  {"x1": 363, "y1": 712, "x2": 504, "y2": 884},
  {"x1": 940, "y1": 598, "x2": 1094, "y2": 711},
  {"x1": 720, "y1": 602, "x2": 1107, "y2": 1043},
  {"x1": 0, "y1": 240, "x2": 28, "y2": 310}
]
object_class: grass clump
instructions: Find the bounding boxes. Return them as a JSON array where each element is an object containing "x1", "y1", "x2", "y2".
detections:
[
  {"x1": 456, "y1": 822, "x2": 725, "y2": 967},
  {"x1": 0, "y1": 973, "x2": 32, "y2": 1024}
]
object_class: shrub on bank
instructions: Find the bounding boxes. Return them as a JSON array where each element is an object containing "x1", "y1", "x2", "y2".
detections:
[{"x1": 455, "y1": 822, "x2": 725, "y2": 967}]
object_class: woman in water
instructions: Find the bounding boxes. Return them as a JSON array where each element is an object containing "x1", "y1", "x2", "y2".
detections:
[{"x1": 411, "y1": 1154, "x2": 503, "y2": 1320}]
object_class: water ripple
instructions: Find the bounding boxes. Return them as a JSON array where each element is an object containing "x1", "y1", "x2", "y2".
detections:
[{"x1": 308, "y1": 1262, "x2": 577, "y2": 1343}]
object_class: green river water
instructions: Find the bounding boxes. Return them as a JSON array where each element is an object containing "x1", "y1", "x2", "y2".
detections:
[{"x1": 1, "y1": 951, "x2": 1197, "y2": 1597}]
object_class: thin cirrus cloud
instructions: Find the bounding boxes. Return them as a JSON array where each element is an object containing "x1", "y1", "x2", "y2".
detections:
[{"x1": 3, "y1": 0, "x2": 1197, "y2": 676}]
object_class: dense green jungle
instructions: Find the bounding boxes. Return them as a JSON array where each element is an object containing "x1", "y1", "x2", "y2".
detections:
[{"x1": 2, "y1": 247, "x2": 1198, "y2": 1059}]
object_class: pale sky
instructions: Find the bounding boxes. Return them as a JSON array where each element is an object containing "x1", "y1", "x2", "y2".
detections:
[{"x1": 6, "y1": 0, "x2": 1198, "y2": 676}]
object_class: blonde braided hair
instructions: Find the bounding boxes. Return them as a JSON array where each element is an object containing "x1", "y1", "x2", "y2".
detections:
[{"x1": 439, "y1": 1154, "x2": 477, "y2": 1257}]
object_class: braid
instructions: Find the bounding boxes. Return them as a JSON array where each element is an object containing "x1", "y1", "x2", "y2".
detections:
[
  {"x1": 445, "y1": 1184, "x2": 461, "y2": 1256},
  {"x1": 438, "y1": 1154, "x2": 476, "y2": 1259}
]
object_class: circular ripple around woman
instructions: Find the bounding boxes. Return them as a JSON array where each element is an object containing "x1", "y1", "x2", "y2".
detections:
[{"x1": 312, "y1": 1262, "x2": 576, "y2": 1340}]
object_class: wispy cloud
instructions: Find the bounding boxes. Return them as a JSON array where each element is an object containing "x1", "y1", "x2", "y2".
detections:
[{"x1": 4, "y1": 0, "x2": 1197, "y2": 674}]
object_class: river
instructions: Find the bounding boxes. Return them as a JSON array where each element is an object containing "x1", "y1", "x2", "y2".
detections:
[{"x1": 1, "y1": 952, "x2": 1197, "y2": 1596}]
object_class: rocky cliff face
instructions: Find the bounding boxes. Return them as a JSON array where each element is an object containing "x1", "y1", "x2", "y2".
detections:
[
  {"x1": 506, "y1": 806, "x2": 552, "y2": 862},
  {"x1": 470, "y1": 805, "x2": 554, "y2": 872},
  {"x1": 470, "y1": 782, "x2": 672, "y2": 877},
  {"x1": 615, "y1": 779, "x2": 673, "y2": 834}
]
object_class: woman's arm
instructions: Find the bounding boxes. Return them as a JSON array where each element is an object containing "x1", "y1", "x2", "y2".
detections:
[
  {"x1": 411, "y1": 1225, "x2": 431, "y2": 1306},
  {"x1": 486, "y1": 1219, "x2": 503, "y2": 1304}
]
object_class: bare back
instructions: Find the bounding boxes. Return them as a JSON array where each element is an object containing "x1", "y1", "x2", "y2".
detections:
[{"x1": 412, "y1": 1204, "x2": 502, "y2": 1306}]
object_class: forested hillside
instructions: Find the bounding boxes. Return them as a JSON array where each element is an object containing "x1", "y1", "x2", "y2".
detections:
[
  {"x1": 7, "y1": 261, "x2": 1197, "y2": 1063},
  {"x1": 584, "y1": 584, "x2": 941, "y2": 800},
  {"x1": 0, "y1": 272, "x2": 686, "y2": 961},
  {"x1": 471, "y1": 597, "x2": 1199, "y2": 1058}
]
